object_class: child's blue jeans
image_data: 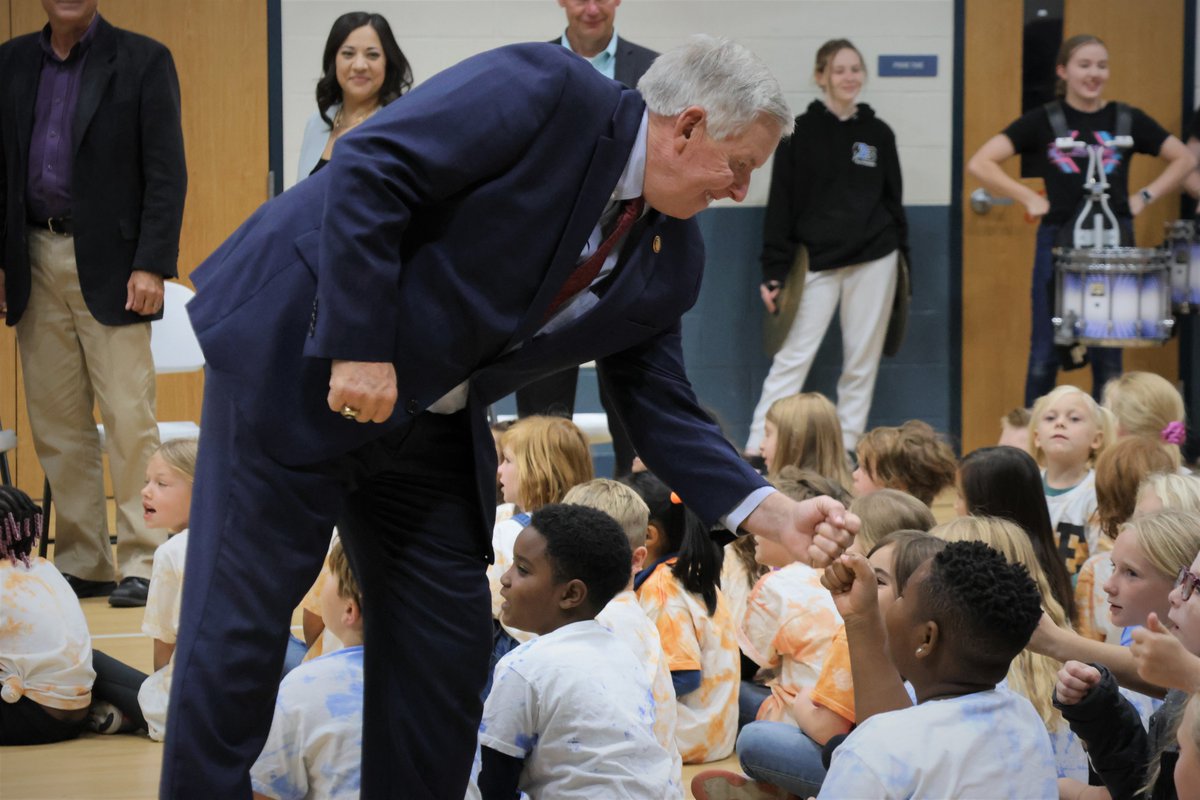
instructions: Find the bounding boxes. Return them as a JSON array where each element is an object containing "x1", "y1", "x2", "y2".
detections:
[{"x1": 736, "y1": 720, "x2": 828, "y2": 797}]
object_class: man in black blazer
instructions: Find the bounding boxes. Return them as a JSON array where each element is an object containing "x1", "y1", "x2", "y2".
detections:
[
  {"x1": 521, "y1": 0, "x2": 660, "y2": 476},
  {"x1": 0, "y1": 0, "x2": 187, "y2": 606}
]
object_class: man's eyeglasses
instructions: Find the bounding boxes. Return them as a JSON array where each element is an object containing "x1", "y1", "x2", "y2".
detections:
[{"x1": 1175, "y1": 566, "x2": 1200, "y2": 602}]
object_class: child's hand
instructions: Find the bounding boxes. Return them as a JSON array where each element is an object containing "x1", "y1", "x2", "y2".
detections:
[
  {"x1": 822, "y1": 551, "x2": 879, "y2": 622},
  {"x1": 1130, "y1": 612, "x2": 1200, "y2": 693},
  {"x1": 1055, "y1": 660, "x2": 1101, "y2": 705}
]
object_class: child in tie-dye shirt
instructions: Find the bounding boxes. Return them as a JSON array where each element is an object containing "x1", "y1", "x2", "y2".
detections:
[
  {"x1": 817, "y1": 540, "x2": 1056, "y2": 799},
  {"x1": 738, "y1": 469, "x2": 850, "y2": 727},
  {"x1": 252, "y1": 538, "x2": 364, "y2": 800},
  {"x1": 477, "y1": 504, "x2": 671, "y2": 799},
  {"x1": 0, "y1": 485, "x2": 94, "y2": 745},
  {"x1": 626, "y1": 472, "x2": 739, "y2": 764},
  {"x1": 564, "y1": 479, "x2": 683, "y2": 798}
]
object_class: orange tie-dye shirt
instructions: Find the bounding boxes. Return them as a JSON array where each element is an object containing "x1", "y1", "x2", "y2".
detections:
[
  {"x1": 0, "y1": 558, "x2": 94, "y2": 710},
  {"x1": 739, "y1": 562, "x2": 841, "y2": 725},
  {"x1": 810, "y1": 625, "x2": 855, "y2": 724},
  {"x1": 1075, "y1": 548, "x2": 1122, "y2": 643},
  {"x1": 636, "y1": 559, "x2": 739, "y2": 764}
]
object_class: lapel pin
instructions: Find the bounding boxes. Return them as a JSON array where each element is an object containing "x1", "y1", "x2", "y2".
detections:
[{"x1": 652, "y1": 235, "x2": 662, "y2": 253}]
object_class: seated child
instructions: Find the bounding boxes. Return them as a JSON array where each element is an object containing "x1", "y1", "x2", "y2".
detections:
[
  {"x1": 478, "y1": 504, "x2": 671, "y2": 799},
  {"x1": 251, "y1": 538, "x2": 364, "y2": 800},
  {"x1": 0, "y1": 486, "x2": 94, "y2": 745},
  {"x1": 818, "y1": 540, "x2": 1056, "y2": 798},
  {"x1": 89, "y1": 438, "x2": 197, "y2": 740},
  {"x1": 738, "y1": 471, "x2": 848, "y2": 727},
  {"x1": 487, "y1": 416, "x2": 593, "y2": 673},
  {"x1": 625, "y1": 471, "x2": 740, "y2": 763},
  {"x1": 852, "y1": 420, "x2": 958, "y2": 505},
  {"x1": 757, "y1": 392, "x2": 852, "y2": 486},
  {"x1": 1103, "y1": 370, "x2": 1188, "y2": 472},
  {"x1": 1075, "y1": 437, "x2": 1175, "y2": 643},
  {"x1": 693, "y1": 530, "x2": 946, "y2": 800},
  {"x1": 563, "y1": 478, "x2": 683, "y2": 798},
  {"x1": 999, "y1": 407, "x2": 1033, "y2": 454},
  {"x1": 296, "y1": 533, "x2": 346, "y2": 663},
  {"x1": 1029, "y1": 386, "x2": 1113, "y2": 576}
]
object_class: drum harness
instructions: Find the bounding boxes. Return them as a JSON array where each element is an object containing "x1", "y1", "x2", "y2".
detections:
[{"x1": 1044, "y1": 100, "x2": 1134, "y2": 249}]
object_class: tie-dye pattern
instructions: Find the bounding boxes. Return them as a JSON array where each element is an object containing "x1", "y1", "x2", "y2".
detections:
[
  {"x1": 817, "y1": 688, "x2": 1058, "y2": 799},
  {"x1": 810, "y1": 625, "x2": 855, "y2": 724},
  {"x1": 137, "y1": 531, "x2": 188, "y2": 740},
  {"x1": 739, "y1": 563, "x2": 841, "y2": 725},
  {"x1": 478, "y1": 620, "x2": 672, "y2": 798},
  {"x1": 636, "y1": 559, "x2": 738, "y2": 763},
  {"x1": 595, "y1": 590, "x2": 684, "y2": 797},
  {"x1": 251, "y1": 645, "x2": 364, "y2": 800},
  {"x1": 0, "y1": 557, "x2": 93, "y2": 710}
]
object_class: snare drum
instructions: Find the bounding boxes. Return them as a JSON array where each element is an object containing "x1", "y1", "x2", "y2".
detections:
[
  {"x1": 1052, "y1": 247, "x2": 1174, "y2": 347},
  {"x1": 1164, "y1": 220, "x2": 1200, "y2": 313}
]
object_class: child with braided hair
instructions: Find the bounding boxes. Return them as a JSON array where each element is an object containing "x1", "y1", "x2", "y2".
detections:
[{"x1": 0, "y1": 485, "x2": 95, "y2": 744}]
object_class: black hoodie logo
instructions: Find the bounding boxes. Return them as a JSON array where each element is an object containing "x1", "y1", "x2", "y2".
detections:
[{"x1": 851, "y1": 142, "x2": 877, "y2": 167}]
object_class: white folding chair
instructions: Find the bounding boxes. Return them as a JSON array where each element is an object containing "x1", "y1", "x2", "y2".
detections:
[{"x1": 41, "y1": 281, "x2": 205, "y2": 557}]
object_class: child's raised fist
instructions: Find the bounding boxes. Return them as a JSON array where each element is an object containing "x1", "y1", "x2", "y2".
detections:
[
  {"x1": 822, "y1": 551, "x2": 879, "y2": 622},
  {"x1": 1055, "y1": 660, "x2": 1101, "y2": 705}
]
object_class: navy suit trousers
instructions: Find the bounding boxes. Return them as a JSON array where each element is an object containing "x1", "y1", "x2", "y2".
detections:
[{"x1": 161, "y1": 367, "x2": 492, "y2": 799}]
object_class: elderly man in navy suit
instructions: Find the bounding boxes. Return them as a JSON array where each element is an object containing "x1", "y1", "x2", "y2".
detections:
[{"x1": 163, "y1": 36, "x2": 857, "y2": 799}]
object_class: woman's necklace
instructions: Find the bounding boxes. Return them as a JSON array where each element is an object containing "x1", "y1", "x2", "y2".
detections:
[{"x1": 333, "y1": 104, "x2": 380, "y2": 134}]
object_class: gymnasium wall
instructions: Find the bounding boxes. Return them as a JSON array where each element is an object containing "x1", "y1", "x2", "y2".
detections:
[{"x1": 280, "y1": 0, "x2": 959, "y2": 460}]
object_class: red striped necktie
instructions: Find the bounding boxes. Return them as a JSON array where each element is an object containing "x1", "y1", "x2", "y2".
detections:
[{"x1": 543, "y1": 196, "x2": 645, "y2": 323}]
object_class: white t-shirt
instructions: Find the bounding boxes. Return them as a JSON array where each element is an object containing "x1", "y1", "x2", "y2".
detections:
[
  {"x1": 251, "y1": 645, "x2": 364, "y2": 800},
  {"x1": 479, "y1": 620, "x2": 672, "y2": 799},
  {"x1": 818, "y1": 687, "x2": 1058, "y2": 799},
  {"x1": 1043, "y1": 469, "x2": 1100, "y2": 576},
  {"x1": 138, "y1": 530, "x2": 188, "y2": 741},
  {"x1": 595, "y1": 590, "x2": 683, "y2": 798},
  {"x1": 0, "y1": 557, "x2": 94, "y2": 710}
]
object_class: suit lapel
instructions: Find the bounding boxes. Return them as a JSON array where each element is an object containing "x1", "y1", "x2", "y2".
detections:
[
  {"x1": 73, "y1": 19, "x2": 117, "y2": 155},
  {"x1": 11, "y1": 38, "x2": 44, "y2": 173},
  {"x1": 503, "y1": 89, "x2": 646, "y2": 351}
]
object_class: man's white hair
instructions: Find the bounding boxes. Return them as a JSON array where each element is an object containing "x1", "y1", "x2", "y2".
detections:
[{"x1": 637, "y1": 35, "x2": 794, "y2": 140}]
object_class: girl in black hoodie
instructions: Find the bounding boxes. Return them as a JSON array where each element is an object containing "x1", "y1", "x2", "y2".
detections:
[{"x1": 746, "y1": 39, "x2": 907, "y2": 460}]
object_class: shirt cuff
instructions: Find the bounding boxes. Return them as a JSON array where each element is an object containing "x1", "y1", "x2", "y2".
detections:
[{"x1": 720, "y1": 486, "x2": 777, "y2": 534}]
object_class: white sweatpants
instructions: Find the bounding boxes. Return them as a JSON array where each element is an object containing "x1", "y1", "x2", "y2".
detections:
[{"x1": 746, "y1": 249, "x2": 898, "y2": 454}]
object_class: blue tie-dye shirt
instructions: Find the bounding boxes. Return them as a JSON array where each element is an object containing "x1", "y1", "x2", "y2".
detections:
[
  {"x1": 817, "y1": 687, "x2": 1057, "y2": 799},
  {"x1": 251, "y1": 645, "x2": 364, "y2": 800}
]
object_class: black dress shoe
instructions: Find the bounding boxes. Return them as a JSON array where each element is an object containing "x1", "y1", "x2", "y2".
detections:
[
  {"x1": 62, "y1": 574, "x2": 117, "y2": 598},
  {"x1": 108, "y1": 576, "x2": 150, "y2": 608}
]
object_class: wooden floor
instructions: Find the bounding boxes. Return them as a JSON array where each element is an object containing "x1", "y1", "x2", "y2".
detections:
[{"x1": 3, "y1": 491, "x2": 958, "y2": 798}]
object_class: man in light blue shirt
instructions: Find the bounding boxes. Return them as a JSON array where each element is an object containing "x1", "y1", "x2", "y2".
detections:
[{"x1": 521, "y1": 0, "x2": 660, "y2": 475}]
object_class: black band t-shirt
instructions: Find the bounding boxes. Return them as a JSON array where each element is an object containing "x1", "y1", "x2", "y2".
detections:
[{"x1": 1003, "y1": 102, "x2": 1169, "y2": 225}]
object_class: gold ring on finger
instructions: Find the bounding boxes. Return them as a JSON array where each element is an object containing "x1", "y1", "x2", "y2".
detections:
[{"x1": 340, "y1": 404, "x2": 360, "y2": 420}]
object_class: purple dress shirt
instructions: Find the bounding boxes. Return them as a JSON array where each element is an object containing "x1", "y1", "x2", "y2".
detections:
[{"x1": 26, "y1": 13, "x2": 101, "y2": 222}]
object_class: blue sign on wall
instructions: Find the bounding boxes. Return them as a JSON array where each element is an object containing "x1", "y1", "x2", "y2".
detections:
[{"x1": 878, "y1": 54, "x2": 938, "y2": 77}]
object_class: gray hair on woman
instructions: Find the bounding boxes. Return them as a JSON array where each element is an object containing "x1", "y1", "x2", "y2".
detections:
[{"x1": 638, "y1": 35, "x2": 794, "y2": 140}]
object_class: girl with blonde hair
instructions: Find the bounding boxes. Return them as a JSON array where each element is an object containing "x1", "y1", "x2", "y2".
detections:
[
  {"x1": 935, "y1": 515, "x2": 1087, "y2": 781},
  {"x1": 1103, "y1": 371, "x2": 1188, "y2": 470},
  {"x1": 757, "y1": 393, "x2": 852, "y2": 487}
]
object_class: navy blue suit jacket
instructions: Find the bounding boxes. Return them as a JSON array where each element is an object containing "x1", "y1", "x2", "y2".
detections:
[{"x1": 188, "y1": 44, "x2": 764, "y2": 528}]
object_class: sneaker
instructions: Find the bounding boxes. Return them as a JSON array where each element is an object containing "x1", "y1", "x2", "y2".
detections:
[
  {"x1": 87, "y1": 701, "x2": 125, "y2": 734},
  {"x1": 108, "y1": 576, "x2": 150, "y2": 607},
  {"x1": 691, "y1": 770, "x2": 794, "y2": 800},
  {"x1": 62, "y1": 574, "x2": 117, "y2": 599}
]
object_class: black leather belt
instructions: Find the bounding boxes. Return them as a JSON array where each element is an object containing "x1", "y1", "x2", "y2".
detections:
[{"x1": 29, "y1": 217, "x2": 73, "y2": 235}]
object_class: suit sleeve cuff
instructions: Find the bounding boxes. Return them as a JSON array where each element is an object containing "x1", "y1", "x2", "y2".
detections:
[{"x1": 720, "y1": 486, "x2": 777, "y2": 534}]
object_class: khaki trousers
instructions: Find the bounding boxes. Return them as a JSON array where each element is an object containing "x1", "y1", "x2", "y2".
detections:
[{"x1": 16, "y1": 228, "x2": 163, "y2": 581}]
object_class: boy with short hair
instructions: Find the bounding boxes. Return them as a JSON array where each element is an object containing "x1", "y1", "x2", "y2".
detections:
[
  {"x1": 817, "y1": 540, "x2": 1057, "y2": 798},
  {"x1": 251, "y1": 540, "x2": 364, "y2": 800},
  {"x1": 478, "y1": 503, "x2": 672, "y2": 799},
  {"x1": 563, "y1": 479, "x2": 683, "y2": 797}
]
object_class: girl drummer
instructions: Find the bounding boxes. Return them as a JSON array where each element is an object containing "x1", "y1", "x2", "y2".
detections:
[
  {"x1": 968, "y1": 34, "x2": 1194, "y2": 407},
  {"x1": 746, "y1": 39, "x2": 908, "y2": 457}
]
